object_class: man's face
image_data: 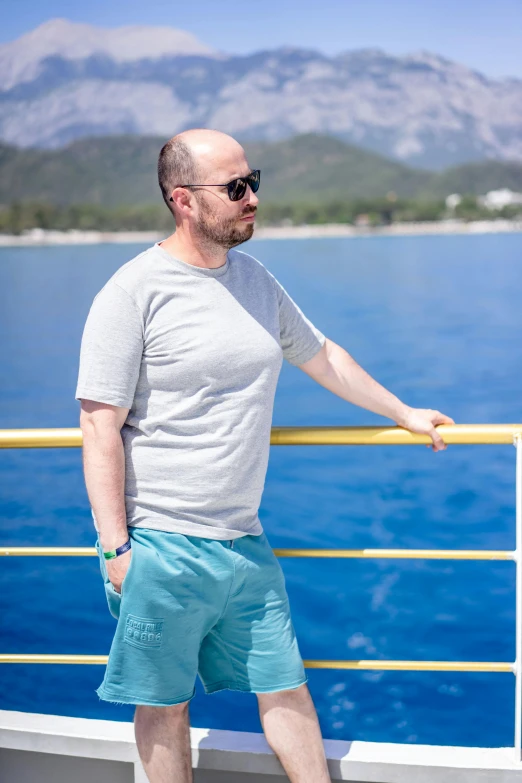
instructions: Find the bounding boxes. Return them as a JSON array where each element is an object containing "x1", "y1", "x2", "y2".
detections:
[
  {"x1": 194, "y1": 189, "x2": 256, "y2": 249},
  {"x1": 191, "y1": 148, "x2": 259, "y2": 249}
]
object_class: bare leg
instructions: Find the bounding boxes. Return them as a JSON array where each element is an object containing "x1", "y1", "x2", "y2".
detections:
[
  {"x1": 257, "y1": 683, "x2": 331, "y2": 783},
  {"x1": 134, "y1": 702, "x2": 193, "y2": 783}
]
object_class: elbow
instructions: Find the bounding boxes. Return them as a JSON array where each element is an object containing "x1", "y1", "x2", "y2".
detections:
[
  {"x1": 79, "y1": 408, "x2": 97, "y2": 438},
  {"x1": 79, "y1": 400, "x2": 128, "y2": 439},
  {"x1": 300, "y1": 338, "x2": 336, "y2": 380}
]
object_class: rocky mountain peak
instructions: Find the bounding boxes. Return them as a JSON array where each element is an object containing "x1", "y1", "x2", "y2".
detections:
[
  {"x1": 0, "y1": 20, "x2": 521, "y2": 168},
  {"x1": 0, "y1": 18, "x2": 219, "y2": 91}
]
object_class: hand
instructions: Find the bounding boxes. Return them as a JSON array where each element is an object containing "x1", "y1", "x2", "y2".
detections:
[
  {"x1": 397, "y1": 407, "x2": 455, "y2": 452},
  {"x1": 106, "y1": 549, "x2": 132, "y2": 594}
]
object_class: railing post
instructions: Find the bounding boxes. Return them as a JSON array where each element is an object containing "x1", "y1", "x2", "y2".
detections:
[{"x1": 514, "y1": 435, "x2": 522, "y2": 763}]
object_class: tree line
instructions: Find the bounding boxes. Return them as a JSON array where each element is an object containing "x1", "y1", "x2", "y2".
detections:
[{"x1": 0, "y1": 197, "x2": 520, "y2": 234}]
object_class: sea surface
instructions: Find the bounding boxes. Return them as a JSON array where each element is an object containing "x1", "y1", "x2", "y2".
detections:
[{"x1": 1, "y1": 233, "x2": 521, "y2": 748}]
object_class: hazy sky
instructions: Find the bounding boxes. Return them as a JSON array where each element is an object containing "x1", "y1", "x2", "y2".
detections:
[{"x1": 3, "y1": 0, "x2": 522, "y2": 79}]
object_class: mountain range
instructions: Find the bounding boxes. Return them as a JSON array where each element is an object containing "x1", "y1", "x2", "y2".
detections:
[
  {"x1": 1, "y1": 19, "x2": 522, "y2": 169},
  {"x1": 2, "y1": 133, "x2": 522, "y2": 207}
]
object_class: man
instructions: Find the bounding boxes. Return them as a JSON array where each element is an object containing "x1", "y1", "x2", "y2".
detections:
[{"x1": 76, "y1": 128, "x2": 454, "y2": 783}]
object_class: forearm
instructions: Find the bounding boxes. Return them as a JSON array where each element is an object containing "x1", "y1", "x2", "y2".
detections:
[
  {"x1": 81, "y1": 422, "x2": 128, "y2": 550},
  {"x1": 308, "y1": 340, "x2": 410, "y2": 425}
]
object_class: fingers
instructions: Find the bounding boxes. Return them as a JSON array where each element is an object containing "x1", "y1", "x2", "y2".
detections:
[
  {"x1": 433, "y1": 411, "x2": 455, "y2": 425},
  {"x1": 431, "y1": 412, "x2": 454, "y2": 451},
  {"x1": 416, "y1": 410, "x2": 453, "y2": 450},
  {"x1": 430, "y1": 427, "x2": 447, "y2": 452}
]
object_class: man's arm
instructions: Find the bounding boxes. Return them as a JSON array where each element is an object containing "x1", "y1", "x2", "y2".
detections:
[
  {"x1": 79, "y1": 398, "x2": 131, "y2": 592},
  {"x1": 299, "y1": 338, "x2": 455, "y2": 452}
]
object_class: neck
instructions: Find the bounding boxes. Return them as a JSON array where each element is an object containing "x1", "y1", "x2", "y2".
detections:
[{"x1": 159, "y1": 226, "x2": 228, "y2": 270}]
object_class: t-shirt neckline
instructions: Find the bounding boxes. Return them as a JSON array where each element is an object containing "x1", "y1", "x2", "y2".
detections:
[{"x1": 154, "y1": 242, "x2": 230, "y2": 278}]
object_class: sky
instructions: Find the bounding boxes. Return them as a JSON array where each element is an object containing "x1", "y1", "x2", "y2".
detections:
[{"x1": 2, "y1": 0, "x2": 522, "y2": 79}]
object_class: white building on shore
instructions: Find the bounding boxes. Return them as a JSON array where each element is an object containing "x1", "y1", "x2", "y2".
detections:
[{"x1": 478, "y1": 189, "x2": 522, "y2": 210}]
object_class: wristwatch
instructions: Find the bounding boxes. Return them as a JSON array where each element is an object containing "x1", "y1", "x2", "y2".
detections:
[{"x1": 103, "y1": 538, "x2": 131, "y2": 560}]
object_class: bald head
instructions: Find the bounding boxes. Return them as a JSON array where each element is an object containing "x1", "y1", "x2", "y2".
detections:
[
  {"x1": 158, "y1": 128, "x2": 246, "y2": 212},
  {"x1": 177, "y1": 128, "x2": 244, "y2": 171}
]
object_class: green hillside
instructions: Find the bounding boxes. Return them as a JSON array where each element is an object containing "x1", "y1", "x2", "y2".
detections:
[
  {"x1": 425, "y1": 160, "x2": 522, "y2": 199},
  {"x1": 0, "y1": 137, "x2": 162, "y2": 207},
  {"x1": 0, "y1": 133, "x2": 521, "y2": 210},
  {"x1": 243, "y1": 135, "x2": 431, "y2": 201}
]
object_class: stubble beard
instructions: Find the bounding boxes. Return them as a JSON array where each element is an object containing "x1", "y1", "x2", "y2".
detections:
[{"x1": 194, "y1": 195, "x2": 255, "y2": 251}]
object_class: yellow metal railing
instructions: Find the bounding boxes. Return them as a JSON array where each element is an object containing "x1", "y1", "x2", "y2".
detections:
[
  {"x1": 0, "y1": 423, "x2": 520, "y2": 449},
  {"x1": 1, "y1": 425, "x2": 522, "y2": 755},
  {"x1": 0, "y1": 654, "x2": 512, "y2": 672},
  {"x1": 0, "y1": 546, "x2": 514, "y2": 560}
]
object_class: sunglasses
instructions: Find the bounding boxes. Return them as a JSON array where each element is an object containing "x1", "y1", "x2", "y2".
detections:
[{"x1": 170, "y1": 169, "x2": 261, "y2": 202}]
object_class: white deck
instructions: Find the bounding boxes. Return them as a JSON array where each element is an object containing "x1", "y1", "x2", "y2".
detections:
[{"x1": 1, "y1": 709, "x2": 522, "y2": 782}]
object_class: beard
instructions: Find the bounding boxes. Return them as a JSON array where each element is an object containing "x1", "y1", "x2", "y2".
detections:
[{"x1": 194, "y1": 194, "x2": 255, "y2": 250}]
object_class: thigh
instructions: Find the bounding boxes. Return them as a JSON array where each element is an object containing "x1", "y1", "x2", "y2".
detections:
[
  {"x1": 97, "y1": 528, "x2": 230, "y2": 705},
  {"x1": 198, "y1": 532, "x2": 307, "y2": 694}
]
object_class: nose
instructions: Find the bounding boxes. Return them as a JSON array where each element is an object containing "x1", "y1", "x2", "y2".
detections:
[{"x1": 246, "y1": 186, "x2": 259, "y2": 207}]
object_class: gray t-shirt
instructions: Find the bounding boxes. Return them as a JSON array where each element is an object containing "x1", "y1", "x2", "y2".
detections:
[{"x1": 75, "y1": 243, "x2": 326, "y2": 539}]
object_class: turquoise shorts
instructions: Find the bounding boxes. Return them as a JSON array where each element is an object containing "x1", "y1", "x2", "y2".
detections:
[{"x1": 95, "y1": 528, "x2": 307, "y2": 705}]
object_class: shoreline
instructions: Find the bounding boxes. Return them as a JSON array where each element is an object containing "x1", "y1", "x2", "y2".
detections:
[{"x1": 0, "y1": 220, "x2": 521, "y2": 247}]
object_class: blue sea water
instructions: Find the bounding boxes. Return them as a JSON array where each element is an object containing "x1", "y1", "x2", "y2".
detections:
[{"x1": 0, "y1": 232, "x2": 521, "y2": 748}]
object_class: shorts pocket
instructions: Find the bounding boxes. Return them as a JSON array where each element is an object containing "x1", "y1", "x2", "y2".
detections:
[
  {"x1": 104, "y1": 580, "x2": 123, "y2": 620},
  {"x1": 95, "y1": 536, "x2": 137, "y2": 620}
]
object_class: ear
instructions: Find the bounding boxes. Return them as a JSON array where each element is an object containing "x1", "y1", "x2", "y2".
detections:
[{"x1": 169, "y1": 187, "x2": 193, "y2": 216}]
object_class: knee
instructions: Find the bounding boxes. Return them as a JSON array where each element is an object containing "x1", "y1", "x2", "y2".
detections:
[
  {"x1": 135, "y1": 700, "x2": 190, "y2": 728},
  {"x1": 258, "y1": 682, "x2": 310, "y2": 711}
]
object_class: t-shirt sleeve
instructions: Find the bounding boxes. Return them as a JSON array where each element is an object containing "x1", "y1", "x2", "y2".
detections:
[
  {"x1": 75, "y1": 282, "x2": 144, "y2": 408},
  {"x1": 271, "y1": 274, "x2": 326, "y2": 366}
]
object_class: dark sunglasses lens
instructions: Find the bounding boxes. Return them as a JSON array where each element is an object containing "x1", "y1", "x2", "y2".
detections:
[
  {"x1": 228, "y1": 178, "x2": 247, "y2": 201},
  {"x1": 249, "y1": 170, "x2": 260, "y2": 193}
]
